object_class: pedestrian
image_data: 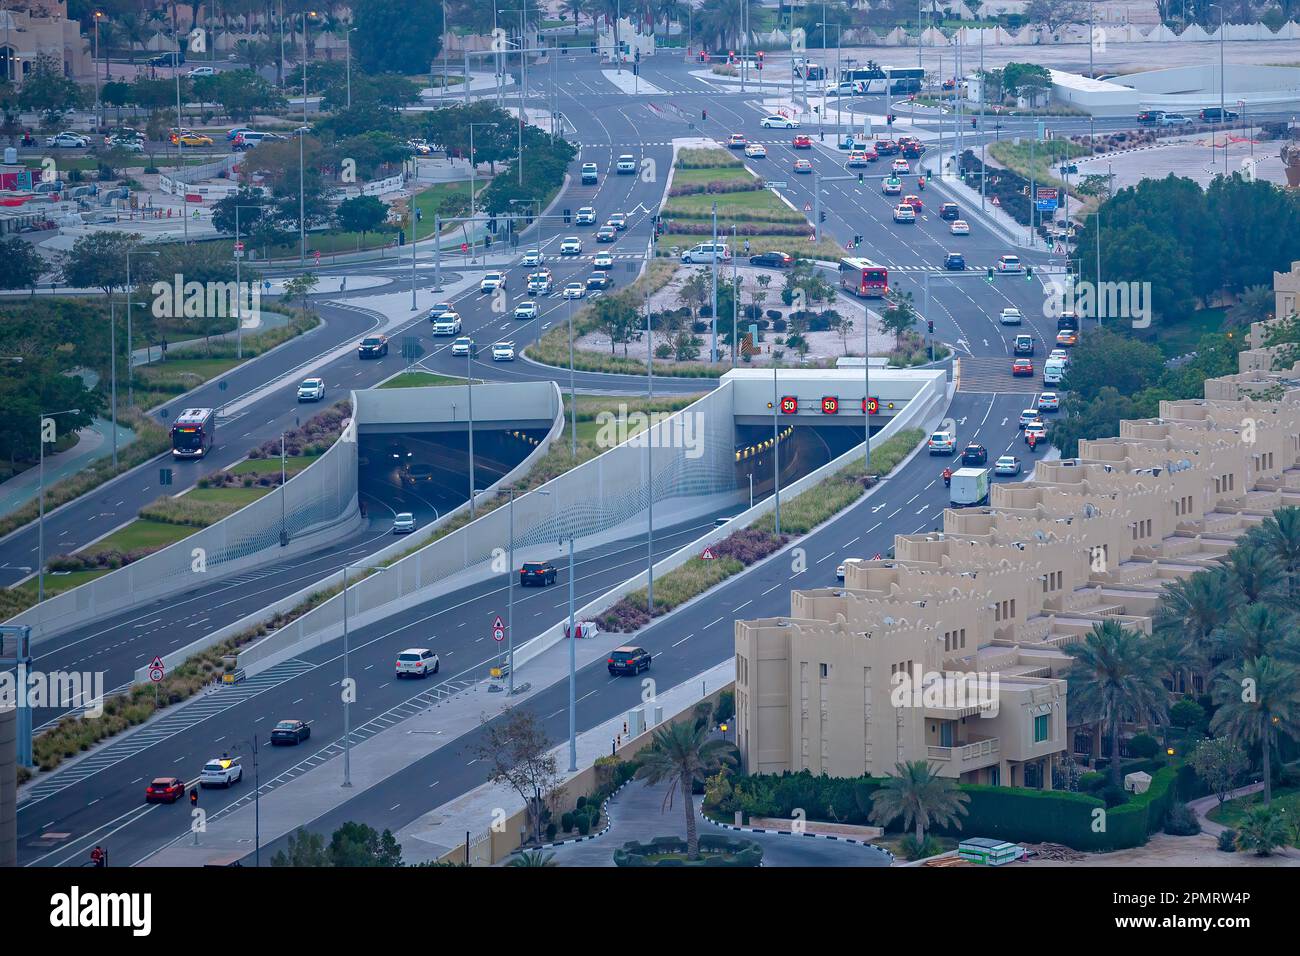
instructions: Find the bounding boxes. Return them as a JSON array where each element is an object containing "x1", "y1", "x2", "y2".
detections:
[
  {"x1": 701, "y1": 108, "x2": 707, "y2": 121},
  {"x1": 743, "y1": 239, "x2": 750, "y2": 255},
  {"x1": 340, "y1": 275, "x2": 347, "y2": 292},
  {"x1": 90, "y1": 845, "x2": 105, "y2": 867}
]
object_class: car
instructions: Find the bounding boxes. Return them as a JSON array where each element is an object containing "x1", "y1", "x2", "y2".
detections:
[
  {"x1": 939, "y1": 202, "x2": 960, "y2": 221},
  {"x1": 479, "y1": 272, "x2": 506, "y2": 292},
  {"x1": 1038, "y1": 392, "x2": 1060, "y2": 412},
  {"x1": 560, "y1": 236, "x2": 582, "y2": 255},
  {"x1": 902, "y1": 193, "x2": 923, "y2": 211},
  {"x1": 1057, "y1": 311, "x2": 1081, "y2": 332},
  {"x1": 586, "y1": 274, "x2": 613, "y2": 291},
  {"x1": 615, "y1": 154, "x2": 636, "y2": 173},
  {"x1": 944, "y1": 252, "x2": 966, "y2": 271},
  {"x1": 431, "y1": 312, "x2": 462, "y2": 335},
  {"x1": 900, "y1": 139, "x2": 925, "y2": 158},
  {"x1": 45, "y1": 132, "x2": 88, "y2": 148},
  {"x1": 792, "y1": 134, "x2": 813, "y2": 149},
  {"x1": 727, "y1": 133, "x2": 748, "y2": 148},
  {"x1": 271, "y1": 719, "x2": 311, "y2": 745},
  {"x1": 581, "y1": 162, "x2": 599, "y2": 184},
  {"x1": 1024, "y1": 421, "x2": 1047, "y2": 444},
  {"x1": 999, "y1": 307, "x2": 1023, "y2": 326},
  {"x1": 891, "y1": 158, "x2": 911, "y2": 174},
  {"x1": 575, "y1": 206, "x2": 597, "y2": 226},
  {"x1": 175, "y1": 132, "x2": 214, "y2": 147},
  {"x1": 961, "y1": 443, "x2": 989, "y2": 466},
  {"x1": 593, "y1": 251, "x2": 614, "y2": 269},
  {"x1": 875, "y1": 140, "x2": 899, "y2": 155},
  {"x1": 520, "y1": 561, "x2": 557, "y2": 586},
  {"x1": 144, "y1": 777, "x2": 186, "y2": 804},
  {"x1": 1019, "y1": 408, "x2": 1042, "y2": 429},
  {"x1": 527, "y1": 272, "x2": 553, "y2": 293},
  {"x1": 607, "y1": 212, "x2": 627, "y2": 231},
  {"x1": 680, "y1": 242, "x2": 731, "y2": 263},
  {"x1": 562, "y1": 282, "x2": 584, "y2": 299},
  {"x1": 1200, "y1": 107, "x2": 1239, "y2": 123},
  {"x1": 1056, "y1": 329, "x2": 1079, "y2": 347},
  {"x1": 1013, "y1": 334, "x2": 1035, "y2": 355},
  {"x1": 882, "y1": 176, "x2": 903, "y2": 195},
  {"x1": 104, "y1": 127, "x2": 144, "y2": 144},
  {"x1": 996, "y1": 254, "x2": 1024, "y2": 274},
  {"x1": 402, "y1": 463, "x2": 435, "y2": 486},
  {"x1": 595, "y1": 225, "x2": 617, "y2": 242},
  {"x1": 1049, "y1": 348, "x2": 1069, "y2": 362},
  {"x1": 200, "y1": 755, "x2": 243, "y2": 788},
  {"x1": 392, "y1": 512, "x2": 417, "y2": 533},
  {"x1": 406, "y1": 138, "x2": 434, "y2": 155},
  {"x1": 149, "y1": 51, "x2": 185, "y2": 67},
  {"x1": 761, "y1": 115, "x2": 799, "y2": 129},
  {"x1": 928, "y1": 431, "x2": 956, "y2": 455},
  {"x1": 994, "y1": 455, "x2": 1022, "y2": 477},
  {"x1": 836, "y1": 557, "x2": 864, "y2": 582},
  {"x1": 1136, "y1": 109, "x2": 1164, "y2": 124},
  {"x1": 108, "y1": 137, "x2": 145, "y2": 153},
  {"x1": 492, "y1": 341, "x2": 516, "y2": 361},
  {"x1": 744, "y1": 143, "x2": 768, "y2": 158},
  {"x1": 395, "y1": 648, "x2": 440, "y2": 678},
  {"x1": 358, "y1": 335, "x2": 388, "y2": 358},
  {"x1": 521, "y1": 249, "x2": 544, "y2": 267},
  {"x1": 793, "y1": 158, "x2": 813, "y2": 174},
  {"x1": 188, "y1": 66, "x2": 215, "y2": 77},
  {"x1": 892, "y1": 204, "x2": 916, "y2": 223},
  {"x1": 608, "y1": 645, "x2": 652, "y2": 675},
  {"x1": 450, "y1": 336, "x2": 473, "y2": 356},
  {"x1": 428, "y1": 301, "x2": 455, "y2": 315},
  {"x1": 1012, "y1": 357, "x2": 1034, "y2": 376},
  {"x1": 1159, "y1": 113, "x2": 1193, "y2": 126},
  {"x1": 514, "y1": 301, "x2": 538, "y2": 320},
  {"x1": 949, "y1": 219, "x2": 970, "y2": 236},
  {"x1": 749, "y1": 250, "x2": 794, "y2": 268},
  {"x1": 297, "y1": 377, "x2": 325, "y2": 402},
  {"x1": 847, "y1": 150, "x2": 872, "y2": 168},
  {"x1": 231, "y1": 130, "x2": 282, "y2": 150}
]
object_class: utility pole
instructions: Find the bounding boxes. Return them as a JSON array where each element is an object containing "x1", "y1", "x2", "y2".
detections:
[{"x1": 710, "y1": 200, "x2": 718, "y2": 362}]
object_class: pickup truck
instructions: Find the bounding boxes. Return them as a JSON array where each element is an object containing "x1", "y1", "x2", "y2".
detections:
[{"x1": 950, "y1": 467, "x2": 990, "y2": 508}]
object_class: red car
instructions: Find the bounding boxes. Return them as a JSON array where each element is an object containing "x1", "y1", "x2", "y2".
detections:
[
  {"x1": 145, "y1": 777, "x2": 185, "y2": 804},
  {"x1": 1012, "y1": 358, "x2": 1034, "y2": 376},
  {"x1": 792, "y1": 135, "x2": 812, "y2": 149}
]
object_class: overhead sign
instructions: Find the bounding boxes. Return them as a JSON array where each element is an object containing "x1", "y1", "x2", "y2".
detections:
[{"x1": 821, "y1": 396, "x2": 839, "y2": 414}]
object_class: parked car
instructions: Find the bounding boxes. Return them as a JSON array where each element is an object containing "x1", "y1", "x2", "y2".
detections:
[
  {"x1": 270, "y1": 719, "x2": 311, "y2": 745},
  {"x1": 395, "y1": 648, "x2": 440, "y2": 678},
  {"x1": 520, "y1": 561, "x2": 557, "y2": 586},
  {"x1": 607, "y1": 645, "x2": 652, "y2": 675}
]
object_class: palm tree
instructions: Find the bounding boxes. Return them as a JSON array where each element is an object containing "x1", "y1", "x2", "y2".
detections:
[
  {"x1": 1234, "y1": 803, "x2": 1290, "y2": 855},
  {"x1": 1223, "y1": 541, "x2": 1284, "y2": 608},
  {"x1": 1153, "y1": 569, "x2": 1233, "y2": 691},
  {"x1": 1213, "y1": 602, "x2": 1289, "y2": 669},
  {"x1": 1253, "y1": 506, "x2": 1300, "y2": 604},
  {"x1": 1066, "y1": 620, "x2": 1169, "y2": 788},
  {"x1": 867, "y1": 760, "x2": 970, "y2": 846},
  {"x1": 635, "y1": 719, "x2": 737, "y2": 860},
  {"x1": 1211, "y1": 656, "x2": 1300, "y2": 804},
  {"x1": 118, "y1": 12, "x2": 151, "y2": 65},
  {"x1": 507, "y1": 848, "x2": 557, "y2": 866},
  {"x1": 696, "y1": 0, "x2": 758, "y2": 52}
]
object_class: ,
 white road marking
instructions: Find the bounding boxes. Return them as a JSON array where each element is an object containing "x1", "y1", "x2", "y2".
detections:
[{"x1": 671, "y1": 633, "x2": 694, "y2": 647}]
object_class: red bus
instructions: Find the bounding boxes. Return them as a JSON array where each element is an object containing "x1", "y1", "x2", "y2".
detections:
[
  {"x1": 171, "y1": 407, "x2": 216, "y2": 459},
  {"x1": 839, "y1": 257, "x2": 889, "y2": 298}
]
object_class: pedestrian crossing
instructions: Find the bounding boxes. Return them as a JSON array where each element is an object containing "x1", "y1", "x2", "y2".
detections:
[
  {"x1": 17, "y1": 658, "x2": 317, "y2": 807},
  {"x1": 955, "y1": 357, "x2": 1045, "y2": 395}
]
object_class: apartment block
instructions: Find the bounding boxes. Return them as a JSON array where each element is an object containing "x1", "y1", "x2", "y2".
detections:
[{"x1": 735, "y1": 364, "x2": 1300, "y2": 787}]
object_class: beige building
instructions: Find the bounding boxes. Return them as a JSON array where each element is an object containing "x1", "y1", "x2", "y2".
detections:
[
  {"x1": 735, "y1": 363, "x2": 1300, "y2": 789},
  {"x1": 0, "y1": 1, "x2": 90, "y2": 83},
  {"x1": 1240, "y1": 260, "x2": 1300, "y2": 372}
]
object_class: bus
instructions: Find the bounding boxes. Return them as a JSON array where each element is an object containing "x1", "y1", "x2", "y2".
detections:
[
  {"x1": 171, "y1": 407, "x2": 216, "y2": 459},
  {"x1": 839, "y1": 258, "x2": 889, "y2": 298},
  {"x1": 793, "y1": 58, "x2": 825, "y2": 81},
  {"x1": 845, "y1": 65, "x2": 925, "y2": 95}
]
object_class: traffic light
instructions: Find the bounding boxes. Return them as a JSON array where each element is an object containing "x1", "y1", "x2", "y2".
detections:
[
  {"x1": 190, "y1": 788, "x2": 198, "y2": 807},
  {"x1": 398, "y1": 229, "x2": 405, "y2": 246},
  {"x1": 590, "y1": 43, "x2": 597, "y2": 54},
  {"x1": 887, "y1": 113, "x2": 895, "y2": 125},
  {"x1": 488, "y1": 216, "x2": 497, "y2": 233},
  {"x1": 563, "y1": 208, "x2": 571, "y2": 225},
  {"x1": 858, "y1": 172, "x2": 864, "y2": 184},
  {"x1": 1025, "y1": 266, "x2": 1034, "y2": 280},
  {"x1": 756, "y1": 51, "x2": 764, "y2": 71},
  {"x1": 159, "y1": 467, "x2": 173, "y2": 486},
  {"x1": 635, "y1": 48, "x2": 641, "y2": 63},
  {"x1": 927, "y1": 320, "x2": 935, "y2": 334},
  {"x1": 819, "y1": 211, "x2": 826, "y2": 223},
  {"x1": 986, "y1": 267, "x2": 995, "y2": 281},
  {"x1": 853, "y1": 234, "x2": 862, "y2": 247}
]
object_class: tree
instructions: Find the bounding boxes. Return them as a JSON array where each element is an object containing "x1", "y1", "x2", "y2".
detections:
[
  {"x1": 507, "y1": 849, "x2": 557, "y2": 866},
  {"x1": 879, "y1": 291, "x2": 917, "y2": 341},
  {"x1": 61, "y1": 232, "x2": 142, "y2": 298},
  {"x1": 17, "y1": 53, "x2": 86, "y2": 119},
  {"x1": 1222, "y1": 541, "x2": 1284, "y2": 608},
  {"x1": 1024, "y1": 0, "x2": 1086, "y2": 31},
  {"x1": 1250, "y1": 506, "x2": 1300, "y2": 604},
  {"x1": 634, "y1": 719, "x2": 737, "y2": 860},
  {"x1": 830, "y1": 310, "x2": 855, "y2": 355},
  {"x1": 1211, "y1": 656, "x2": 1300, "y2": 804},
  {"x1": 335, "y1": 195, "x2": 388, "y2": 246},
  {"x1": 592, "y1": 294, "x2": 639, "y2": 356},
  {"x1": 1066, "y1": 619, "x2": 1169, "y2": 788},
  {"x1": 680, "y1": 269, "x2": 711, "y2": 326},
  {"x1": 270, "y1": 828, "x2": 329, "y2": 866},
  {"x1": 867, "y1": 760, "x2": 970, "y2": 845},
  {"x1": 352, "y1": 0, "x2": 443, "y2": 75},
  {"x1": 1188, "y1": 736, "x2": 1249, "y2": 808},
  {"x1": 1057, "y1": 328, "x2": 1167, "y2": 403},
  {"x1": 1153, "y1": 569, "x2": 1235, "y2": 690},
  {"x1": 1235, "y1": 803, "x2": 1290, "y2": 855},
  {"x1": 211, "y1": 69, "x2": 285, "y2": 120},
  {"x1": 283, "y1": 273, "x2": 319, "y2": 311},
  {"x1": 328, "y1": 822, "x2": 404, "y2": 867},
  {"x1": 1225, "y1": 284, "x2": 1276, "y2": 330},
  {"x1": 0, "y1": 237, "x2": 47, "y2": 291},
  {"x1": 473, "y1": 707, "x2": 562, "y2": 846},
  {"x1": 1213, "y1": 603, "x2": 1292, "y2": 671},
  {"x1": 999, "y1": 60, "x2": 1053, "y2": 99}
]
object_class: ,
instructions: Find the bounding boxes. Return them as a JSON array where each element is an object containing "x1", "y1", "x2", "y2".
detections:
[
  {"x1": 392, "y1": 512, "x2": 416, "y2": 533},
  {"x1": 297, "y1": 377, "x2": 325, "y2": 402},
  {"x1": 395, "y1": 648, "x2": 440, "y2": 678},
  {"x1": 144, "y1": 777, "x2": 185, "y2": 804},
  {"x1": 270, "y1": 719, "x2": 311, "y2": 745},
  {"x1": 608, "y1": 646, "x2": 652, "y2": 675},
  {"x1": 357, "y1": 335, "x2": 388, "y2": 358},
  {"x1": 171, "y1": 407, "x2": 216, "y2": 459},
  {"x1": 200, "y1": 755, "x2": 243, "y2": 788},
  {"x1": 520, "y1": 561, "x2": 557, "y2": 586},
  {"x1": 839, "y1": 257, "x2": 888, "y2": 298}
]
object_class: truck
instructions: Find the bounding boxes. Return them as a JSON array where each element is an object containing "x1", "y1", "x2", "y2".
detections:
[{"x1": 950, "y1": 467, "x2": 990, "y2": 508}]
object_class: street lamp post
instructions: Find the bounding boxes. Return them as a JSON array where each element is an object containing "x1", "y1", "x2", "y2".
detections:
[
  {"x1": 109, "y1": 301, "x2": 118, "y2": 469},
  {"x1": 341, "y1": 563, "x2": 386, "y2": 787},
  {"x1": 467, "y1": 342, "x2": 476, "y2": 517},
  {"x1": 232, "y1": 203, "x2": 263, "y2": 358},
  {"x1": 299, "y1": 12, "x2": 311, "y2": 265},
  {"x1": 568, "y1": 296, "x2": 577, "y2": 457},
  {"x1": 125, "y1": 248, "x2": 159, "y2": 407},
  {"x1": 93, "y1": 11, "x2": 103, "y2": 131},
  {"x1": 772, "y1": 355, "x2": 781, "y2": 535},
  {"x1": 863, "y1": 303, "x2": 871, "y2": 471},
  {"x1": 37, "y1": 409, "x2": 81, "y2": 604},
  {"x1": 567, "y1": 531, "x2": 576, "y2": 771},
  {"x1": 644, "y1": 281, "x2": 654, "y2": 615},
  {"x1": 345, "y1": 27, "x2": 356, "y2": 108}
]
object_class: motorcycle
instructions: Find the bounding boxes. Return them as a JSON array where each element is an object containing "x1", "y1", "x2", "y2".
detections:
[{"x1": 942, "y1": 468, "x2": 952, "y2": 488}]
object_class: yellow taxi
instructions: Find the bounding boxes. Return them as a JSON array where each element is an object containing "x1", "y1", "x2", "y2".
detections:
[{"x1": 172, "y1": 131, "x2": 214, "y2": 147}]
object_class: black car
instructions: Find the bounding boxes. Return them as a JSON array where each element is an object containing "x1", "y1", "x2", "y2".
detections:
[
  {"x1": 1136, "y1": 109, "x2": 1164, "y2": 124},
  {"x1": 270, "y1": 719, "x2": 311, "y2": 745},
  {"x1": 749, "y1": 250, "x2": 794, "y2": 268},
  {"x1": 520, "y1": 561, "x2": 557, "y2": 586},
  {"x1": 939, "y1": 202, "x2": 960, "y2": 221},
  {"x1": 1199, "y1": 107, "x2": 1238, "y2": 123},
  {"x1": 358, "y1": 336, "x2": 388, "y2": 358},
  {"x1": 961, "y1": 443, "x2": 988, "y2": 466},
  {"x1": 608, "y1": 645, "x2": 652, "y2": 676},
  {"x1": 944, "y1": 253, "x2": 965, "y2": 271},
  {"x1": 149, "y1": 51, "x2": 185, "y2": 67},
  {"x1": 586, "y1": 274, "x2": 613, "y2": 291}
]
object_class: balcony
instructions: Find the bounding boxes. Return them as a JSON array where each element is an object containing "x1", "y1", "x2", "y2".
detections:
[{"x1": 927, "y1": 737, "x2": 1000, "y2": 773}]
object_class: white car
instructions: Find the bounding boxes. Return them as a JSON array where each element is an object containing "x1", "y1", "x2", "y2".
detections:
[
  {"x1": 1019, "y1": 408, "x2": 1041, "y2": 429},
  {"x1": 432, "y1": 312, "x2": 462, "y2": 335},
  {"x1": 200, "y1": 755, "x2": 243, "y2": 788},
  {"x1": 392, "y1": 512, "x2": 416, "y2": 534},
  {"x1": 407, "y1": 138, "x2": 434, "y2": 155},
  {"x1": 1038, "y1": 392, "x2": 1061, "y2": 412},
  {"x1": 615, "y1": 154, "x2": 636, "y2": 173},
  {"x1": 108, "y1": 137, "x2": 145, "y2": 152},
  {"x1": 593, "y1": 252, "x2": 614, "y2": 270},
  {"x1": 297, "y1": 377, "x2": 325, "y2": 402},
  {"x1": 744, "y1": 143, "x2": 768, "y2": 158},
  {"x1": 1159, "y1": 113, "x2": 1193, "y2": 126},
  {"x1": 999, "y1": 307, "x2": 1023, "y2": 325},
  {"x1": 492, "y1": 341, "x2": 516, "y2": 361},
  {"x1": 607, "y1": 212, "x2": 627, "y2": 231},
  {"x1": 395, "y1": 648, "x2": 440, "y2": 678},
  {"x1": 560, "y1": 236, "x2": 582, "y2": 255},
  {"x1": 479, "y1": 272, "x2": 506, "y2": 292},
  {"x1": 527, "y1": 272, "x2": 553, "y2": 294},
  {"x1": 562, "y1": 282, "x2": 585, "y2": 299},
  {"x1": 928, "y1": 430, "x2": 956, "y2": 455},
  {"x1": 836, "y1": 557, "x2": 864, "y2": 582},
  {"x1": 891, "y1": 158, "x2": 911, "y2": 173},
  {"x1": 1049, "y1": 348, "x2": 1069, "y2": 362},
  {"x1": 996, "y1": 254, "x2": 1024, "y2": 274},
  {"x1": 892, "y1": 204, "x2": 916, "y2": 224},
  {"x1": 521, "y1": 249, "x2": 544, "y2": 267},
  {"x1": 949, "y1": 219, "x2": 970, "y2": 236},
  {"x1": 450, "y1": 336, "x2": 473, "y2": 356},
  {"x1": 45, "y1": 132, "x2": 88, "y2": 148},
  {"x1": 994, "y1": 455, "x2": 1022, "y2": 476},
  {"x1": 575, "y1": 207, "x2": 597, "y2": 226},
  {"x1": 514, "y1": 301, "x2": 538, "y2": 320},
  {"x1": 761, "y1": 115, "x2": 799, "y2": 129},
  {"x1": 188, "y1": 66, "x2": 216, "y2": 77}
]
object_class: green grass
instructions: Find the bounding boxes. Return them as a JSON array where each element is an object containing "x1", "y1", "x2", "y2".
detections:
[
  {"x1": 228, "y1": 454, "x2": 320, "y2": 476},
  {"x1": 672, "y1": 165, "x2": 750, "y2": 188},
  {"x1": 83, "y1": 517, "x2": 195, "y2": 556},
  {"x1": 989, "y1": 140, "x2": 1092, "y2": 196},
  {"x1": 14, "y1": 568, "x2": 112, "y2": 598},
  {"x1": 411, "y1": 180, "x2": 482, "y2": 242},
  {"x1": 380, "y1": 372, "x2": 470, "y2": 388},
  {"x1": 665, "y1": 190, "x2": 806, "y2": 221},
  {"x1": 185, "y1": 486, "x2": 271, "y2": 507},
  {"x1": 1206, "y1": 786, "x2": 1300, "y2": 839},
  {"x1": 1147, "y1": 308, "x2": 1226, "y2": 358}
]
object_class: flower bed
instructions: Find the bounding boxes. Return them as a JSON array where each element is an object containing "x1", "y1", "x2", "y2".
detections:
[{"x1": 613, "y1": 835, "x2": 762, "y2": 866}]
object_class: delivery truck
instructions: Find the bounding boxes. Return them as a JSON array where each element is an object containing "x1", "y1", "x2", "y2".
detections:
[{"x1": 950, "y1": 467, "x2": 991, "y2": 508}]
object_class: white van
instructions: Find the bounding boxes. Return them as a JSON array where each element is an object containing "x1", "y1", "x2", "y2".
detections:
[
  {"x1": 681, "y1": 242, "x2": 731, "y2": 264},
  {"x1": 1043, "y1": 358, "x2": 1066, "y2": 386}
]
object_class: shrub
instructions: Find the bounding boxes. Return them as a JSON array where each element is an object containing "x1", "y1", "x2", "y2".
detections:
[
  {"x1": 899, "y1": 834, "x2": 942, "y2": 860},
  {"x1": 576, "y1": 814, "x2": 591, "y2": 836},
  {"x1": 1078, "y1": 771, "x2": 1107, "y2": 793},
  {"x1": 1163, "y1": 801, "x2": 1202, "y2": 836},
  {"x1": 545, "y1": 822, "x2": 558, "y2": 842},
  {"x1": 560, "y1": 811, "x2": 574, "y2": 833},
  {"x1": 1100, "y1": 784, "x2": 1130, "y2": 808},
  {"x1": 1127, "y1": 733, "x2": 1159, "y2": 759},
  {"x1": 1217, "y1": 829, "x2": 1238, "y2": 852},
  {"x1": 576, "y1": 795, "x2": 587, "y2": 810}
]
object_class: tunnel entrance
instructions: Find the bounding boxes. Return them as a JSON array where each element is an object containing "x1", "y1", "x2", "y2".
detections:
[{"x1": 735, "y1": 424, "x2": 882, "y2": 501}]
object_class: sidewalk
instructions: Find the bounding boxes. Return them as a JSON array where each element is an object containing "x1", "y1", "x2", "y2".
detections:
[
  {"x1": 0, "y1": 417, "x2": 137, "y2": 518},
  {"x1": 1188, "y1": 781, "x2": 1265, "y2": 837}
]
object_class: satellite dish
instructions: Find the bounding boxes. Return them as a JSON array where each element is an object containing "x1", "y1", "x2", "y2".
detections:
[
  {"x1": 1083, "y1": 503, "x2": 1097, "y2": 518},
  {"x1": 1034, "y1": 530, "x2": 1047, "y2": 541},
  {"x1": 883, "y1": 616, "x2": 896, "y2": 625}
]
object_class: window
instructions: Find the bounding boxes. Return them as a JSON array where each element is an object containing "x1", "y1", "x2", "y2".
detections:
[
  {"x1": 1033, "y1": 714, "x2": 1050, "y2": 743},
  {"x1": 819, "y1": 662, "x2": 829, "y2": 679}
]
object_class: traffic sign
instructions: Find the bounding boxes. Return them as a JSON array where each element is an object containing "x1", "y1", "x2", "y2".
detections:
[
  {"x1": 803, "y1": 202, "x2": 812, "y2": 211},
  {"x1": 700, "y1": 546, "x2": 717, "y2": 561},
  {"x1": 766, "y1": 180, "x2": 787, "y2": 188},
  {"x1": 492, "y1": 614, "x2": 505, "y2": 642},
  {"x1": 313, "y1": 250, "x2": 321, "y2": 263},
  {"x1": 233, "y1": 240, "x2": 244, "y2": 259},
  {"x1": 148, "y1": 655, "x2": 165, "y2": 683}
]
